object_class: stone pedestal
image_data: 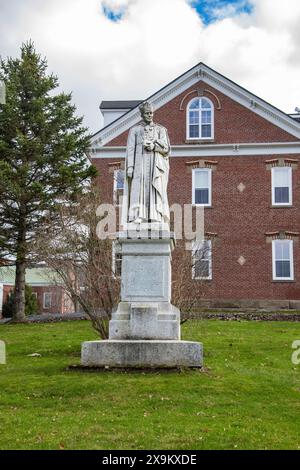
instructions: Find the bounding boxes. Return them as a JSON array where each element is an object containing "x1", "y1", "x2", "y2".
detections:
[
  {"x1": 81, "y1": 232, "x2": 203, "y2": 368},
  {"x1": 82, "y1": 340, "x2": 202, "y2": 368}
]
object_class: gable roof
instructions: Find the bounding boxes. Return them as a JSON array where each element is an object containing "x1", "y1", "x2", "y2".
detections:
[
  {"x1": 0, "y1": 267, "x2": 61, "y2": 285},
  {"x1": 91, "y1": 62, "x2": 300, "y2": 148}
]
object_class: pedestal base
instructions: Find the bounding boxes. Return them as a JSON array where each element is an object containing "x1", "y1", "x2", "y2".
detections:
[
  {"x1": 109, "y1": 302, "x2": 180, "y2": 340},
  {"x1": 81, "y1": 340, "x2": 203, "y2": 368},
  {"x1": 80, "y1": 233, "x2": 203, "y2": 369}
]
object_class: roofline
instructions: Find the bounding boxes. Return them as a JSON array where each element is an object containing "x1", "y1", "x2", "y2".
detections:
[
  {"x1": 91, "y1": 61, "x2": 205, "y2": 138},
  {"x1": 90, "y1": 62, "x2": 300, "y2": 149},
  {"x1": 202, "y1": 64, "x2": 300, "y2": 126},
  {"x1": 91, "y1": 61, "x2": 300, "y2": 142}
]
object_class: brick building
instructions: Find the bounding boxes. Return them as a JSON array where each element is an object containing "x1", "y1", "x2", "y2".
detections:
[
  {"x1": 90, "y1": 63, "x2": 300, "y2": 309},
  {"x1": 0, "y1": 267, "x2": 74, "y2": 317}
]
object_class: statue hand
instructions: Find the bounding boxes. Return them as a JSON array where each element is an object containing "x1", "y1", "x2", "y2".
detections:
[
  {"x1": 144, "y1": 141, "x2": 155, "y2": 151},
  {"x1": 127, "y1": 167, "x2": 134, "y2": 179}
]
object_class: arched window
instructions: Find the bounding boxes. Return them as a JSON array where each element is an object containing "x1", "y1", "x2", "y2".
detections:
[{"x1": 187, "y1": 97, "x2": 214, "y2": 140}]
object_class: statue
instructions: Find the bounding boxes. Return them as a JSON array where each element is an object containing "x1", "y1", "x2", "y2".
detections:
[
  {"x1": 124, "y1": 102, "x2": 171, "y2": 225},
  {"x1": 81, "y1": 104, "x2": 203, "y2": 369}
]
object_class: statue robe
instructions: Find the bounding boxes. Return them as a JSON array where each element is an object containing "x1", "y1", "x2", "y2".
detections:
[{"x1": 124, "y1": 122, "x2": 171, "y2": 224}]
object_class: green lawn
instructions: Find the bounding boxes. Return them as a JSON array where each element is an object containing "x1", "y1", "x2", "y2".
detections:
[{"x1": 0, "y1": 320, "x2": 299, "y2": 450}]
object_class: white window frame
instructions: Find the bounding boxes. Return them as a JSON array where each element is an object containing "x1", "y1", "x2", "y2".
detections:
[
  {"x1": 271, "y1": 166, "x2": 293, "y2": 206},
  {"x1": 192, "y1": 240, "x2": 212, "y2": 280},
  {"x1": 112, "y1": 241, "x2": 122, "y2": 278},
  {"x1": 272, "y1": 239, "x2": 294, "y2": 281},
  {"x1": 186, "y1": 97, "x2": 214, "y2": 141},
  {"x1": 192, "y1": 168, "x2": 212, "y2": 207},
  {"x1": 113, "y1": 168, "x2": 125, "y2": 206},
  {"x1": 43, "y1": 292, "x2": 52, "y2": 309}
]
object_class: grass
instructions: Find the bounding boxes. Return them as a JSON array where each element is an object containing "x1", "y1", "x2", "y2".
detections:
[{"x1": 0, "y1": 320, "x2": 300, "y2": 450}]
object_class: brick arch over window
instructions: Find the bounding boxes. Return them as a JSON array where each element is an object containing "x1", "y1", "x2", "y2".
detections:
[
  {"x1": 179, "y1": 89, "x2": 222, "y2": 111},
  {"x1": 186, "y1": 96, "x2": 214, "y2": 140}
]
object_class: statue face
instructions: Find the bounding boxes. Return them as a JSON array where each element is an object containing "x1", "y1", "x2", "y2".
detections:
[{"x1": 142, "y1": 110, "x2": 154, "y2": 124}]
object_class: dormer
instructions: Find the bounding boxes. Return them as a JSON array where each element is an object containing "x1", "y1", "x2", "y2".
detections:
[{"x1": 100, "y1": 100, "x2": 142, "y2": 128}]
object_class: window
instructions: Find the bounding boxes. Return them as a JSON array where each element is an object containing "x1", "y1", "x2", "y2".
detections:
[
  {"x1": 113, "y1": 169, "x2": 125, "y2": 206},
  {"x1": 192, "y1": 168, "x2": 212, "y2": 206},
  {"x1": 187, "y1": 97, "x2": 214, "y2": 140},
  {"x1": 272, "y1": 239, "x2": 294, "y2": 281},
  {"x1": 43, "y1": 292, "x2": 52, "y2": 309},
  {"x1": 192, "y1": 240, "x2": 212, "y2": 280},
  {"x1": 272, "y1": 167, "x2": 292, "y2": 206},
  {"x1": 112, "y1": 241, "x2": 122, "y2": 277}
]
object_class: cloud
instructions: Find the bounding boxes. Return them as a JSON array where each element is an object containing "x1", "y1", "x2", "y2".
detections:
[{"x1": 0, "y1": 0, "x2": 300, "y2": 133}]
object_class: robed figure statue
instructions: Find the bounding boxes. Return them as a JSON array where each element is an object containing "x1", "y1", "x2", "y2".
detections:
[{"x1": 124, "y1": 102, "x2": 171, "y2": 225}]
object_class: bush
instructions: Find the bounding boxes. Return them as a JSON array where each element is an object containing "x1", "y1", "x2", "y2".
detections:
[{"x1": 2, "y1": 285, "x2": 38, "y2": 318}]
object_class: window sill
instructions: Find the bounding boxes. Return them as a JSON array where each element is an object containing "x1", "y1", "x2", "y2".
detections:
[
  {"x1": 185, "y1": 139, "x2": 215, "y2": 144},
  {"x1": 192, "y1": 204, "x2": 213, "y2": 208},
  {"x1": 272, "y1": 280, "x2": 295, "y2": 283},
  {"x1": 270, "y1": 205, "x2": 293, "y2": 209}
]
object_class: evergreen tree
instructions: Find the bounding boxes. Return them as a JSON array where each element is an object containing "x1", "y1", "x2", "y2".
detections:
[
  {"x1": 2, "y1": 284, "x2": 38, "y2": 318},
  {"x1": 0, "y1": 42, "x2": 97, "y2": 322}
]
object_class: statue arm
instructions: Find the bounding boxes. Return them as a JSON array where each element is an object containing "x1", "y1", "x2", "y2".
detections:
[
  {"x1": 126, "y1": 128, "x2": 136, "y2": 173},
  {"x1": 154, "y1": 127, "x2": 170, "y2": 157}
]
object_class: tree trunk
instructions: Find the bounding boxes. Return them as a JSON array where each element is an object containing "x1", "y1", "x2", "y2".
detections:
[
  {"x1": 13, "y1": 212, "x2": 27, "y2": 323},
  {"x1": 13, "y1": 259, "x2": 27, "y2": 322}
]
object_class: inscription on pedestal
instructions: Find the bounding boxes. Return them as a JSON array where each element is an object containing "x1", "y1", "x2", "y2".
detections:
[{"x1": 124, "y1": 257, "x2": 164, "y2": 299}]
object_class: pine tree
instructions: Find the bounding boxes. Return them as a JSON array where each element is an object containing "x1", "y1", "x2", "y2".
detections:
[
  {"x1": 0, "y1": 42, "x2": 97, "y2": 322},
  {"x1": 2, "y1": 284, "x2": 38, "y2": 318}
]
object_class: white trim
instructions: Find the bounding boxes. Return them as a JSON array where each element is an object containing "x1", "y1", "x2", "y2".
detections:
[
  {"x1": 91, "y1": 63, "x2": 300, "y2": 147},
  {"x1": 271, "y1": 166, "x2": 293, "y2": 206},
  {"x1": 101, "y1": 108, "x2": 132, "y2": 113},
  {"x1": 186, "y1": 97, "x2": 214, "y2": 141},
  {"x1": 272, "y1": 239, "x2": 294, "y2": 281},
  {"x1": 28, "y1": 282, "x2": 61, "y2": 287},
  {"x1": 192, "y1": 168, "x2": 212, "y2": 207},
  {"x1": 90, "y1": 141, "x2": 300, "y2": 158}
]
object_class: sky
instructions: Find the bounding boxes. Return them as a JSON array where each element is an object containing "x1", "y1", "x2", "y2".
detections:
[{"x1": 1, "y1": 0, "x2": 300, "y2": 132}]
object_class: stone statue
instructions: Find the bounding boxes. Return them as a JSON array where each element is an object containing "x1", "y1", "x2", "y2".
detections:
[
  {"x1": 125, "y1": 102, "x2": 171, "y2": 225},
  {"x1": 81, "y1": 104, "x2": 203, "y2": 369}
]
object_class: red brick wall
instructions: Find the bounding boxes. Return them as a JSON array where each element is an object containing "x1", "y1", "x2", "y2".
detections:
[
  {"x1": 1, "y1": 285, "x2": 74, "y2": 316},
  {"x1": 33, "y1": 286, "x2": 74, "y2": 314},
  {"x1": 105, "y1": 80, "x2": 298, "y2": 147},
  {"x1": 2, "y1": 285, "x2": 13, "y2": 306},
  {"x1": 93, "y1": 81, "x2": 300, "y2": 304},
  {"x1": 92, "y1": 154, "x2": 300, "y2": 302}
]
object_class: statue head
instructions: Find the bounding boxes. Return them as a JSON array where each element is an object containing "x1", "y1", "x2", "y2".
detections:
[{"x1": 139, "y1": 101, "x2": 154, "y2": 125}]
